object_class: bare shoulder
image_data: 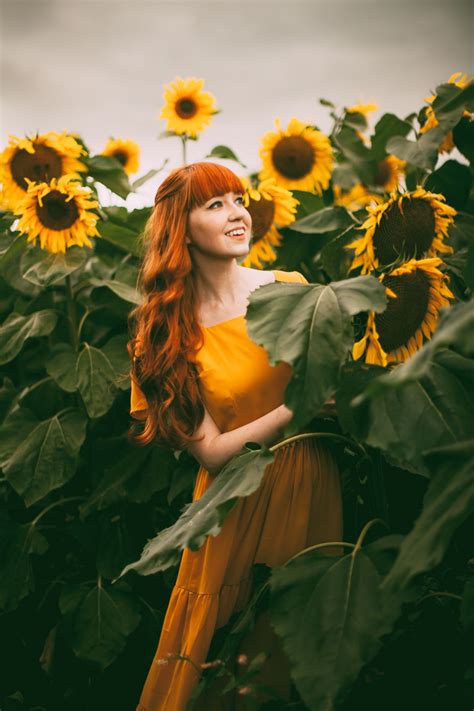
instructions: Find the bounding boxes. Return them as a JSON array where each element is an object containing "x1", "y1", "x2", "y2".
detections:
[{"x1": 239, "y1": 266, "x2": 276, "y2": 287}]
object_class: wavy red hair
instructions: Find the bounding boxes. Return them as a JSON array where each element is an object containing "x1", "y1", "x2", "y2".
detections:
[{"x1": 127, "y1": 161, "x2": 246, "y2": 449}]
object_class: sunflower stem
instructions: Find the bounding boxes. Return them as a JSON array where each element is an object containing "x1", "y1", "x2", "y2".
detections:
[
  {"x1": 65, "y1": 274, "x2": 79, "y2": 351},
  {"x1": 181, "y1": 135, "x2": 188, "y2": 165}
]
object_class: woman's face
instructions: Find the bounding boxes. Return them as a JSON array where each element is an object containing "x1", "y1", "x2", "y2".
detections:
[{"x1": 186, "y1": 190, "x2": 252, "y2": 258}]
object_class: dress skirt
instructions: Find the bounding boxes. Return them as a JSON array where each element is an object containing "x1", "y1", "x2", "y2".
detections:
[{"x1": 135, "y1": 436, "x2": 343, "y2": 710}]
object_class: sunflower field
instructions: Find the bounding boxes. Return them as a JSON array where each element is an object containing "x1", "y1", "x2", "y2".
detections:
[{"x1": 0, "y1": 73, "x2": 473, "y2": 710}]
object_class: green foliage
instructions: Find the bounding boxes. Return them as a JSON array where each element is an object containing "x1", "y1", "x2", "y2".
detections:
[{"x1": 1, "y1": 74, "x2": 473, "y2": 709}]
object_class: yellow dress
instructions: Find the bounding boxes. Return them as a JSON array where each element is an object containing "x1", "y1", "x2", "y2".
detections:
[{"x1": 131, "y1": 269, "x2": 344, "y2": 710}]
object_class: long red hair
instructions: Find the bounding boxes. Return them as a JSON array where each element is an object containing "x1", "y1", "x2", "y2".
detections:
[{"x1": 127, "y1": 161, "x2": 246, "y2": 449}]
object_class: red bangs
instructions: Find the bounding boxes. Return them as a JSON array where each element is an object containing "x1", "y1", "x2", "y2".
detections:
[{"x1": 184, "y1": 161, "x2": 245, "y2": 210}]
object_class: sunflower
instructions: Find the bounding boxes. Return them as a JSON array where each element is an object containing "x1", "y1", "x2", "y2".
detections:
[
  {"x1": 419, "y1": 72, "x2": 473, "y2": 154},
  {"x1": 352, "y1": 257, "x2": 455, "y2": 366},
  {"x1": 346, "y1": 101, "x2": 379, "y2": 145},
  {"x1": 159, "y1": 76, "x2": 217, "y2": 138},
  {"x1": 258, "y1": 117, "x2": 334, "y2": 195},
  {"x1": 333, "y1": 183, "x2": 383, "y2": 211},
  {"x1": 101, "y1": 138, "x2": 140, "y2": 175},
  {"x1": 238, "y1": 176, "x2": 299, "y2": 268},
  {"x1": 333, "y1": 155, "x2": 405, "y2": 211},
  {"x1": 0, "y1": 132, "x2": 87, "y2": 213},
  {"x1": 345, "y1": 186, "x2": 456, "y2": 275},
  {"x1": 14, "y1": 174, "x2": 100, "y2": 254}
]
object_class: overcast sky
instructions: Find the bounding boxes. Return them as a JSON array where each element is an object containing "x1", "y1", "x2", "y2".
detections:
[{"x1": 1, "y1": 0, "x2": 472, "y2": 208}]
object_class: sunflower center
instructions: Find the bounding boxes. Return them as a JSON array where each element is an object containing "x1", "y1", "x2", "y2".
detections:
[
  {"x1": 11, "y1": 144, "x2": 63, "y2": 190},
  {"x1": 373, "y1": 197, "x2": 435, "y2": 266},
  {"x1": 113, "y1": 150, "x2": 128, "y2": 166},
  {"x1": 272, "y1": 136, "x2": 315, "y2": 179},
  {"x1": 175, "y1": 97, "x2": 198, "y2": 119},
  {"x1": 247, "y1": 196, "x2": 275, "y2": 241},
  {"x1": 375, "y1": 270, "x2": 430, "y2": 352},
  {"x1": 374, "y1": 158, "x2": 392, "y2": 187},
  {"x1": 36, "y1": 190, "x2": 79, "y2": 230}
]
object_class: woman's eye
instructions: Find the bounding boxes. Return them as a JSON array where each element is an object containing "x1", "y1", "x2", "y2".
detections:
[{"x1": 209, "y1": 196, "x2": 244, "y2": 209}]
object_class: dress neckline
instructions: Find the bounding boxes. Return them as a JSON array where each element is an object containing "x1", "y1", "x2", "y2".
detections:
[{"x1": 202, "y1": 270, "x2": 279, "y2": 330}]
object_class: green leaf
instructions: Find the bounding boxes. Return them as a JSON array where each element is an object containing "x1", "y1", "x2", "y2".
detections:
[
  {"x1": 20, "y1": 246, "x2": 87, "y2": 287},
  {"x1": 88, "y1": 277, "x2": 142, "y2": 304},
  {"x1": 45, "y1": 343, "x2": 79, "y2": 393},
  {"x1": 206, "y1": 145, "x2": 247, "y2": 168},
  {"x1": 0, "y1": 233, "x2": 36, "y2": 295},
  {"x1": 114, "y1": 444, "x2": 275, "y2": 579},
  {"x1": 2, "y1": 408, "x2": 87, "y2": 507},
  {"x1": 270, "y1": 543, "x2": 392, "y2": 710},
  {"x1": 0, "y1": 518, "x2": 49, "y2": 612},
  {"x1": 84, "y1": 155, "x2": 132, "y2": 199},
  {"x1": 288, "y1": 206, "x2": 355, "y2": 235},
  {"x1": 59, "y1": 581, "x2": 141, "y2": 670},
  {"x1": 75, "y1": 344, "x2": 118, "y2": 418},
  {"x1": 101, "y1": 333, "x2": 132, "y2": 390},
  {"x1": 245, "y1": 276, "x2": 388, "y2": 434},
  {"x1": 387, "y1": 98, "x2": 465, "y2": 172},
  {"x1": 334, "y1": 126, "x2": 377, "y2": 184},
  {"x1": 131, "y1": 168, "x2": 161, "y2": 190},
  {"x1": 338, "y1": 348, "x2": 474, "y2": 478},
  {"x1": 321, "y1": 226, "x2": 360, "y2": 280},
  {"x1": 425, "y1": 160, "x2": 472, "y2": 211},
  {"x1": 0, "y1": 310, "x2": 58, "y2": 365},
  {"x1": 353, "y1": 300, "x2": 474, "y2": 399},
  {"x1": 453, "y1": 115, "x2": 474, "y2": 163},
  {"x1": 431, "y1": 80, "x2": 474, "y2": 118},
  {"x1": 381, "y1": 439, "x2": 474, "y2": 598},
  {"x1": 370, "y1": 112, "x2": 413, "y2": 163}
]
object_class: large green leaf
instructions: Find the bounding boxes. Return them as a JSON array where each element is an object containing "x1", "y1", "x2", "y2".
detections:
[
  {"x1": 0, "y1": 233, "x2": 37, "y2": 295},
  {"x1": 245, "y1": 275, "x2": 388, "y2": 435},
  {"x1": 353, "y1": 299, "x2": 474, "y2": 400},
  {"x1": 0, "y1": 310, "x2": 58, "y2": 365},
  {"x1": 2, "y1": 408, "x2": 87, "y2": 507},
  {"x1": 334, "y1": 126, "x2": 377, "y2": 185},
  {"x1": 79, "y1": 444, "x2": 174, "y2": 517},
  {"x1": 288, "y1": 206, "x2": 355, "y2": 235},
  {"x1": 45, "y1": 343, "x2": 79, "y2": 393},
  {"x1": 370, "y1": 113, "x2": 413, "y2": 163},
  {"x1": 270, "y1": 536, "x2": 401, "y2": 711},
  {"x1": 113, "y1": 444, "x2": 275, "y2": 580},
  {"x1": 101, "y1": 332, "x2": 132, "y2": 390},
  {"x1": 88, "y1": 277, "x2": 142, "y2": 304},
  {"x1": 0, "y1": 518, "x2": 49, "y2": 612},
  {"x1": 75, "y1": 343, "x2": 118, "y2": 418},
  {"x1": 381, "y1": 439, "x2": 474, "y2": 599},
  {"x1": 20, "y1": 246, "x2": 87, "y2": 287},
  {"x1": 84, "y1": 155, "x2": 132, "y2": 199},
  {"x1": 338, "y1": 354, "x2": 474, "y2": 478},
  {"x1": 425, "y1": 160, "x2": 472, "y2": 211},
  {"x1": 59, "y1": 581, "x2": 141, "y2": 670}
]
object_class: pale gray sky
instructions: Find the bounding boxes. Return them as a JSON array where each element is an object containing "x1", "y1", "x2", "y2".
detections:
[{"x1": 1, "y1": 0, "x2": 472, "y2": 208}]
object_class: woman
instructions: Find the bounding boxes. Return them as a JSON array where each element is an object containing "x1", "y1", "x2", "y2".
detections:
[{"x1": 128, "y1": 161, "x2": 343, "y2": 709}]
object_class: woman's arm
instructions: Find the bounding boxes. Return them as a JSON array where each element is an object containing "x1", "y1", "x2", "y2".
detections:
[{"x1": 186, "y1": 403, "x2": 294, "y2": 477}]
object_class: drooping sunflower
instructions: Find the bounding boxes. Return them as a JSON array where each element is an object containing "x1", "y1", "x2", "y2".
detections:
[
  {"x1": 346, "y1": 101, "x2": 379, "y2": 145},
  {"x1": 14, "y1": 174, "x2": 100, "y2": 254},
  {"x1": 258, "y1": 117, "x2": 334, "y2": 195},
  {"x1": 419, "y1": 72, "x2": 473, "y2": 154},
  {"x1": 101, "y1": 138, "x2": 140, "y2": 175},
  {"x1": 333, "y1": 155, "x2": 406, "y2": 210},
  {"x1": 352, "y1": 257, "x2": 455, "y2": 366},
  {"x1": 238, "y1": 176, "x2": 299, "y2": 268},
  {"x1": 159, "y1": 76, "x2": 217, "y2": 138},
  {"x1": 345, "y1": 186, "x2": 456, "y2": 275},
  {"x1": 333, "y1": 183, "x2": 383, "y2": 211},
  {"x1": 0, "y1": 132, "x2": 87, "y2": 213}
]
